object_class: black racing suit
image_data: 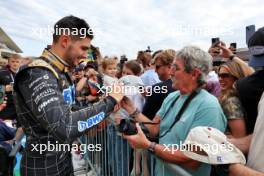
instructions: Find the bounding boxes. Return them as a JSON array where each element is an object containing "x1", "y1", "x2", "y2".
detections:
[{"x1": 14, "y1": 48, "x2": 117, "y2": 176}]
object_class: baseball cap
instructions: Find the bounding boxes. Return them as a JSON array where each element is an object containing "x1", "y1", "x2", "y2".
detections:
[
  {"x1": 79, "y1": 59, "x2": 96, "y2": 69},
  {"x1": 85, "y1": 61, "x2": 95, "y2": 69},
  {"x1": 182, "y1": 126, "x2": 246, "y2": 165},
  {"x1": 248, "y1": 27, "x2": 264, "y2": 68},
  {"x1": 74, "y1": 64, "x2": 85, "y2": 72},
  {"x1": 119, "y1": 75, "x2": 144, "y2": 96}
]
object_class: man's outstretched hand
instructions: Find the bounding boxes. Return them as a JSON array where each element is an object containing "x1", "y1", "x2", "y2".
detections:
[
  {"x1": 108, "y1": 82, "x2": 124, "y2": 103},
  {"x1": 120, "y1": 96, "x2": 136, "y2": 114}
]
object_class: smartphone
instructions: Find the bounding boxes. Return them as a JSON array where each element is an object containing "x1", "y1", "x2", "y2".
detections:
[
  {"x1": 246, "y1": 25, "x2": 255, "y2": 44},
  {"x1": 230, "y1": 43, "x2": 237, "y2": 49},
  {"x1": 0, "y1": 85, "x2": 5, "y2": 104},
  {"x1": 212, "y1": 37, "x2": 220, "y2": 46},
  {"x1": 230, "y1": 42, "x2": 237, "y2": 54}
]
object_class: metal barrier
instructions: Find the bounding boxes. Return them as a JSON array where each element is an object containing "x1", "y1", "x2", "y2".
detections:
[{"x1": 77, "y1": 120, "x2": 192, "y2": 176}]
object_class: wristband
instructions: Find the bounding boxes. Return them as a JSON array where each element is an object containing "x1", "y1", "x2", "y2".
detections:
[{"x1": 148, "y1": 142, "x2": 157, "y2": 153}]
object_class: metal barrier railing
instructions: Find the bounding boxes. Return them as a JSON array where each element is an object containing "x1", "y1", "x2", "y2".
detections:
[{"x1": 77, "y1": 120, "x2": 192, "y2": 176}]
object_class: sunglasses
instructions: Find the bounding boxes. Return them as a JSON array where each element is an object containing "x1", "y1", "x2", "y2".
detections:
[{"x1": 218, "y1": 73, "x2": 233, "y2": 78}]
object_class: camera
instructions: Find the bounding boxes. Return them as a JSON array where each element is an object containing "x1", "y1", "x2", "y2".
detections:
[
  {"x1": 145, "y1": 46, "x2": 152, "y2": 53},
  {"x1": 118, "y1": 119, "x2": 149, "y2": 136},
  {"x1": 120, "y1": 55, "x2": 128, "y2": 65}
]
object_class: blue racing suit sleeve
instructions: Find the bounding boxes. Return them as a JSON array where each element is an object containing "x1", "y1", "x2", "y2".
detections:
[{"x1": 16, "y1": 67, "x2": 116, "y2": 143}]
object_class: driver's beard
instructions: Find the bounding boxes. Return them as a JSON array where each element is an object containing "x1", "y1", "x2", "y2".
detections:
[{"x1": 64, "y1": 45, "x2": 75, "y2": 68}]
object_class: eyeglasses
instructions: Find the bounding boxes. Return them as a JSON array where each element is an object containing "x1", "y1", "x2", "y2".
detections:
[{"x1": 218, "y1": 73, "x2": 233, "y2": 79}]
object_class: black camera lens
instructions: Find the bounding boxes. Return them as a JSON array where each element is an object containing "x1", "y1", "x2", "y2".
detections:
[{"x1": 118, "y1": 119, "x2": 138, "y2": 135}]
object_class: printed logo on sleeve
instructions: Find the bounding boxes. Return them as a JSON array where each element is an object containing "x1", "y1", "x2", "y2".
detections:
[{"x1": 78, "y1": 112, "x2": 105, "y2": 132}]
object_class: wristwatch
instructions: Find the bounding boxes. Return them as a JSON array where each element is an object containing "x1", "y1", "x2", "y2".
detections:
[
  {"x1": 129, "y1": 108, "x2": 140, "y2": 119},
  {"x1": 148, "y1": 142, "x2": 157, "y2": 153}
]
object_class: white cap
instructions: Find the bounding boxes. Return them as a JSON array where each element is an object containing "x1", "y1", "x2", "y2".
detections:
[
  {"x1": 182, "y1": 126, "x2": 246, "y2": 165},
  {"x1": 119, "y1": 75, "x2": 144, "y2": 96}
]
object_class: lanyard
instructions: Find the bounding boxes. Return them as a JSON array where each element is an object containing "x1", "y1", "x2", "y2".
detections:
[
  {"x1": 159, "y1": 89, "x2": 200, "y2": 138},
  {"x1": 10, "y1": 72, "x2": 14, "y2": 82}
]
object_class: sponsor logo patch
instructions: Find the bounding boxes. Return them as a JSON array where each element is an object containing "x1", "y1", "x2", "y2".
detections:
[{"x1": 78, "y1": 112, "x2": 105, "y2": 132}]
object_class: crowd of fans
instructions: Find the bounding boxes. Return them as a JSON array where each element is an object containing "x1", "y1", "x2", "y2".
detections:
[{"x1": 1, "y1": 15, "x2": 264, "y2": 176}]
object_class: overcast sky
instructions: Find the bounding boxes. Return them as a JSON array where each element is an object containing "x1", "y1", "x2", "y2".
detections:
[{"x1": 0, "y1": 0, "x2": 263, "y2": 59}]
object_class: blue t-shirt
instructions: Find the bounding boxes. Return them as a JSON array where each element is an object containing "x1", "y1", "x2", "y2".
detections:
[
  {"x1": 156, "y1": 89, "x2": 227, "y2": 176},
  {"x1": 140, "y1": 69, "x2": 160, "y2": 86}
]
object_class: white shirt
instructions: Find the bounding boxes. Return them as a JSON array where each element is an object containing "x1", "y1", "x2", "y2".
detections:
[{"x1": 247, "y1": 91, "x2": 264, "y2": 172}]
